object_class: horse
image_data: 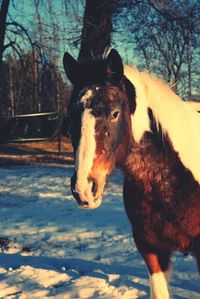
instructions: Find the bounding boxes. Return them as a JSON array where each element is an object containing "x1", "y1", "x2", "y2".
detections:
[{"x1": 63, "y1": 48, "x2": 200, "y2": 299}]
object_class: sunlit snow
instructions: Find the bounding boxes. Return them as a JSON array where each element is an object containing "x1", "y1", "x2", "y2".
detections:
[{"x1": 0, "y1": 165, "x2": 199, "y2": 298}]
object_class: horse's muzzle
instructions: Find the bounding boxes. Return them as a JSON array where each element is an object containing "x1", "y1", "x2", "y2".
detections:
[{"x1": 70, "y1": 172, "x2": 102, "y2": 209}]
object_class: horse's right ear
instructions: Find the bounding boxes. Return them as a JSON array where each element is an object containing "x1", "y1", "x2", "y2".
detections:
[{"x1": 63, "y1": 52, "x2": 78, "y2": 84}]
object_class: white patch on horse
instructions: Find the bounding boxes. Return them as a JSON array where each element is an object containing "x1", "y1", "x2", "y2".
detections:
[
  {"x1": 125, "y1": 65, "x2": 200, "y2": 184},
  {"x1": 149, "y1": 271, "x2": 170, "y2": 299},
  {"x1": 124, "y1": 65, "x2": 151, "y2": 142},
  {"x1": 80, "y1": 89, "x2": 93, "y2": 105},
  {"x1": 75, "y1": 109, "x2": 96, "y2": 205}
]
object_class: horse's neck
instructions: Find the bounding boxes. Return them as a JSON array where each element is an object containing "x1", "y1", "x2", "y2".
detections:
[
  {"x1": 123, "y1": 132, "x2": 197, "y2": 197},
  {"x1": 124, "y1": 133, "x2": 167, "y2": 181},
  {"x1": 125, "y1": 65, "x2": 200, "y2": 185}
]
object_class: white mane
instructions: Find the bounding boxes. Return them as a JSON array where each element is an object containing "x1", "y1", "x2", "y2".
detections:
[{"x1": 124, "y1": 65, "x2": 200, "y2": 185}]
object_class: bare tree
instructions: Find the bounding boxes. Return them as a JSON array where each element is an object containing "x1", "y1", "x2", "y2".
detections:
[
  {"x1": 0, "y1": 0, "x2": 10, "y2": 71},
  {"x1": 115, "y1": 0, "x2": 200, "y2": 98},
  {"x1": 78, "y1": 0, "x2": 115, "y2": 61}
]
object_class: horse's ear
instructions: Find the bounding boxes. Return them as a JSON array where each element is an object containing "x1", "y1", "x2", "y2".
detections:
[
  {"x1": 105, "y1": 49, "x2": 123, "y2": 84},
  {"x1": 63, "y1": 52, "x2": 79, "y2": 84}
]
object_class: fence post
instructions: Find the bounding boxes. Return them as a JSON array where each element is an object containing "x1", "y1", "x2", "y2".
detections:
[{"x1": 57, "y1": 114, "x2": 61, "y2": 153}]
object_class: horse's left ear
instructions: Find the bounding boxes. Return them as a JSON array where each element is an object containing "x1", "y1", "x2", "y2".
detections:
[
  {"x1": 105, "y1": 49, "x2": 124, "y2": 84},
  {"x1": 63, "y1": 52, "x2": 79, "y2": 84}
]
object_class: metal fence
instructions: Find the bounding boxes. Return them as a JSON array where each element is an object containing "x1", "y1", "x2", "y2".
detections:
[{"x1": 0, "y1": 112, "x2": 62, "y2": 143}]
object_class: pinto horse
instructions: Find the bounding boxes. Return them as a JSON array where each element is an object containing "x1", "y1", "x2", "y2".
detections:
[{"x1": 63, "y1": 49, "x2": 200, "y2": 299}]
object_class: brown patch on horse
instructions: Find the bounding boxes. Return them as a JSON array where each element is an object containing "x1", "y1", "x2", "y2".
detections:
[
  {"x1": 142, "y1": 252, "x2": 171, "y2": 274},
  {"x1": 88, "y1": 156, "x2": 113, "y2": 199},
  {"x1": 123, "y1": 132, "x2": 200, "y2": 253}
]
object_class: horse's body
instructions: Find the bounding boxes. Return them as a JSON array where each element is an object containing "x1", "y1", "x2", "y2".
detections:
[{"x1": 63, "y1": 49, "x2": 200, "y2": 299}]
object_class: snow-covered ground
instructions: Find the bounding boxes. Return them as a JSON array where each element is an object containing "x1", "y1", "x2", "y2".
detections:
[{"x1": 0, "y1": 164, "x2": 199, "y2": 298}]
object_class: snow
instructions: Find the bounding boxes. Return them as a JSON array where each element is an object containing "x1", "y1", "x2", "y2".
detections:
[{"x1": 0, "y1": 165, "x2": 199, "y2": 298}]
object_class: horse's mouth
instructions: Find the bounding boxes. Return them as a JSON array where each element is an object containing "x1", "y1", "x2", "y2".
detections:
[
  {"x1": 79, "y1": 197, "x2": 103, "y2": 209},
  {"x1": 72, "y1": 189, "x2": 103, "y2": 209}
]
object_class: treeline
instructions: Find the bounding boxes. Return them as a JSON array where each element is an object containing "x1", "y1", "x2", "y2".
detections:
[
  {"x1": 1, "y1": 0, "x2": 200, "y2": 118},
  {"x1": 1, "y1": 52, "x2": 69, "y2": 116},
  {"x1": 0, "y1": 0, "x2": 72, "y2": 117},
  {"x1": 70, "y1": 0, "x2": 200, "y2": 99},
  {"x1": 114, "y1": 0, "x2": 200, "y2": 99}
]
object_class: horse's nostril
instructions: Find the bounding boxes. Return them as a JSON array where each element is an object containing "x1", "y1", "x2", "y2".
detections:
[
  {"x1": 79, "y1": 200, "x2": 89, "y2": 207},
  {"x1": 91, "y1": 179, "x2": 98, "y2": 196}
]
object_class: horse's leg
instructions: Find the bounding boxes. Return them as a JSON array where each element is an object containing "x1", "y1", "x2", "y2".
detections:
[
  {"x1": 142, "y1": 251, "x2": 171, "y2": 299},
  {"x1": 196, "y1": 255, "x2": 200, "y2": 274},
  {"x1": 193, "y1": 236, "x2": 200, "y2": 274}
]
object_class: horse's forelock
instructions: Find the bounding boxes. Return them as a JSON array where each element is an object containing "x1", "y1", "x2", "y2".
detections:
[{"x1": 102, "y1": 47, "x2": 112, "y2": 60}]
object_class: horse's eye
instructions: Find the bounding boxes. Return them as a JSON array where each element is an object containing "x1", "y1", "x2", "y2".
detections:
[{"x1": 110, "y1": 110, "x2": 120, "y2": 122}]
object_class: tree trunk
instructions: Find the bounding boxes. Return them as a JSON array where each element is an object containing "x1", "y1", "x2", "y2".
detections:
[
  {"x1": 0, "y1": 0, "x2": 10, "y2": 115},
  {"x1": 0, "y1": 0, "x2": 10, "y2": 71},
  {"x1": 78, "y1": 0, "x2": 114, "y2": 61},
  {"x1": 186, "y1": 41, "x2": 192, "y2": 99}
]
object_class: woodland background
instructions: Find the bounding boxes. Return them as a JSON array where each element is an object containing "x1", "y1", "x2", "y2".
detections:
[{"x1": 1, "y1": 0, "x2": 200, "y2": 118}]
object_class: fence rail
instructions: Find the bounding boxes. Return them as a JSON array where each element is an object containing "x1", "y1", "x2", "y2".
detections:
[{"x1": 0, "y1": 112, "x2": 62, "y2": 143}]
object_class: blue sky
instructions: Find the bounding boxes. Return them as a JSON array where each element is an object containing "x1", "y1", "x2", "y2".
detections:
[{"x1": 6, "y1": 0, "x2": 138, "y2": 70}]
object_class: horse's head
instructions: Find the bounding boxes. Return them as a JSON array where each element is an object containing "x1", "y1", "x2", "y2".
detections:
[{"x1": 63, "y1": 49, "x2": 135, "y2": 209}]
